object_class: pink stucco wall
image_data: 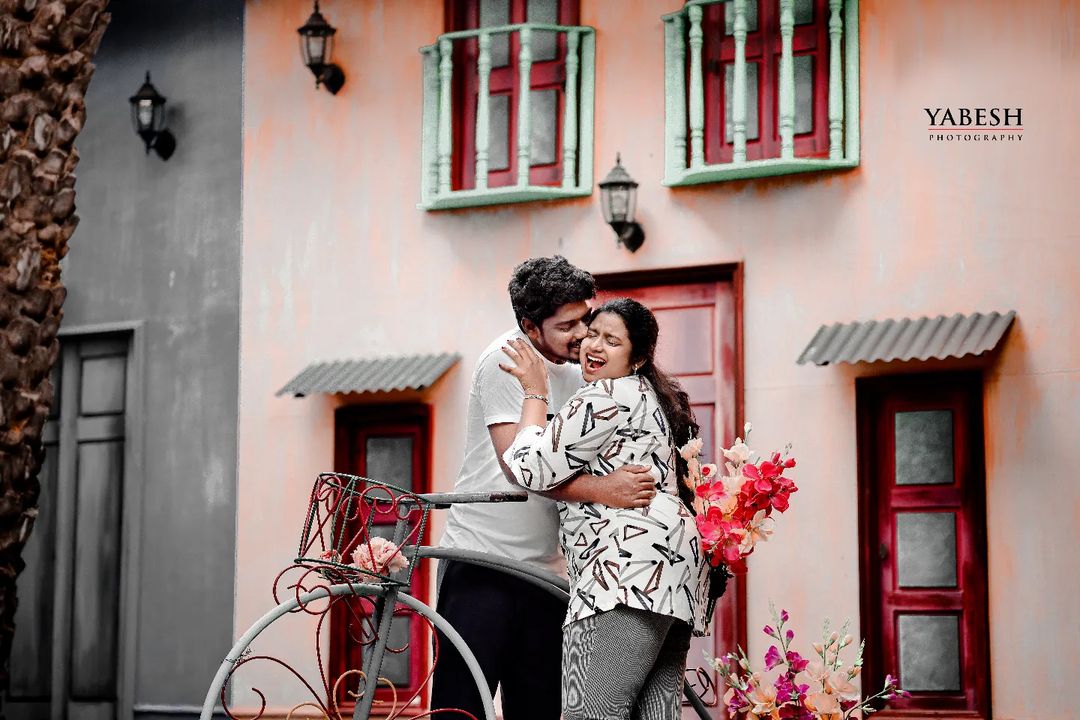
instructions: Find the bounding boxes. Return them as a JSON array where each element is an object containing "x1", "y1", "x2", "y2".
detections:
[{"x1": 237, "y1": 1, "x2": 1080, "y2": 717}]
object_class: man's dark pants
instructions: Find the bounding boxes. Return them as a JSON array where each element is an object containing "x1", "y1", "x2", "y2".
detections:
[{"x1": 430, "y1": 560, "x2": 565, "y2": 719}]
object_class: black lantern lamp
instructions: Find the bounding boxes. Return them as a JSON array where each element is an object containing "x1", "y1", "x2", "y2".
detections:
[
  {"x1": 298, "y1": 1, "x2": 346, "y2": 95},
  {"x1": 128, "y1": 72, "x2": 176, "y2": 160},
  {"x1": 599, "y1": 154, "x2": 645, "y2": 252}
]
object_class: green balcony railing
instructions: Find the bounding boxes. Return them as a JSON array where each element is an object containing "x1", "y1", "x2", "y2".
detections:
[
  {"x1": 419, "y1": 23, "x2": 596, "y2": 211},
  {"x1": 662, "y1": 0, "x2": 860, "y2": 186}
]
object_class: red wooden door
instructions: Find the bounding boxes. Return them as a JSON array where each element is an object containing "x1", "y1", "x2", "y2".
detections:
[
  {"x1": 332, "y1": 406, "x2": 433, "y2": 713},
  {"x1": 595, "y1": 276, "x2": 740, "y2": 715},
  {"x1": 858, "y1": 373, "x2": 990, "y2": 718}
]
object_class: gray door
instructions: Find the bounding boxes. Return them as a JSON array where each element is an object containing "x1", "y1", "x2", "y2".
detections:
[{"x1": 8, "y1": 334, "x2": 132, "y2": 720}]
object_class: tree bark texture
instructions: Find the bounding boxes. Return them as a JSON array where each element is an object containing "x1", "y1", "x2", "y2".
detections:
[{"x1": 0, "y1": 0, "x2": 110, "y2": 697}]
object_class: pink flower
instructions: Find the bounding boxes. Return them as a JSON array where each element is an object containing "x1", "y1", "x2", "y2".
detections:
[
  {"x1": 723, "y1": 686, "x2": 750, "y2": 713},
  {"x1": 805, "y1": 690, "x2": 841, "y2": 719},
  {"x1": 695, "y1": 479, "x2": 727, "y2": 501},
  {"x1": 750, "y1": 685, "x2": 780, "y2": 719},
  {"x1": 826, "y1": 671, "x2": 859, "y2": 701},
  {"x1": 786, "y1": 650, "x2": 809, "y2": 673},
  {"x1": 318, "y1": 549, "x2": 341, "y2": 563},
  {"x1": 803, "y1": 660, "x2": 828, "y2": 682},
  {"x1": 695, "y1": 507, "x2": 726, "y2": 547},
  {"x1": 352, "y1": 537, "x2": 408, "y2": 575},
  {"x1": 764, "y1": 645, "x2": 784, "y2": 670}
]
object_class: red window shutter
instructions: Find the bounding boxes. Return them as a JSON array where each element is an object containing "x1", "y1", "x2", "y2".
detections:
[
  {"x1": 857, "y1": 374, "x2": 991, "y2": 718},
  {"x1": 701, "y1": 0, "x2": 833, "y2": 165},
  {"x1": 448, "y1": 0, "x2": 579, "y2": 191}
]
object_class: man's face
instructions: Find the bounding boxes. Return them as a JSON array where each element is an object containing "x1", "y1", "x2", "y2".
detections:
[{"x1": 523, "y1": 300, "x2": 591, "y2": 364}]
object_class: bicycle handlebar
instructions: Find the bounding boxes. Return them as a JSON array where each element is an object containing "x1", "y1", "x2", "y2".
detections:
[{"x1": 401, "y1": 490, "x2": 530, "y2": 509}]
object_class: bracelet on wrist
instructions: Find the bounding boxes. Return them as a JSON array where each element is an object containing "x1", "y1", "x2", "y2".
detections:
[{"x1": 523, "y1": 394, "x2": 549, "y2": 404}]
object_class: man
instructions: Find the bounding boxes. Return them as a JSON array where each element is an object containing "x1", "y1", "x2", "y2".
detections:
[{"x1": 431, "y1": 256, "x2": 656, "y2": 719}]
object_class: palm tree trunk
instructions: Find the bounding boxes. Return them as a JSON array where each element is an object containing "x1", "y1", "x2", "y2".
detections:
[{"x1": 0, "y1": 0, "x2": 111, "y2": 698}]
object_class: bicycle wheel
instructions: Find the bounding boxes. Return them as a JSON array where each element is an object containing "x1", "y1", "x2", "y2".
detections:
[{"x1": 200, "y1": 582, "x2": 496, "y2": 720}]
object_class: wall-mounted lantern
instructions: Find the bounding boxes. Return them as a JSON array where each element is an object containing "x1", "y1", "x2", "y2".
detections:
[
  {"x1": 298, "y1": 1, "x2": 346, "y2": 95},
  {"x1": 599, "y1": 154, "x2": 644, "y2": 252},
  {"x1": 128, "y1": 72, "x2": 176, "y2": 160}
]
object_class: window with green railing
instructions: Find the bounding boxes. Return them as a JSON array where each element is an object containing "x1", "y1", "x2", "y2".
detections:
[
  {"x1": 662, "y1": 0, "x2": 859, "y2": 186},
  {"x1": 420, "y1": 0, "x2": 595, "y2": 211}
]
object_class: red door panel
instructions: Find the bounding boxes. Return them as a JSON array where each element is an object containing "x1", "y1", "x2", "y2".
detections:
[
  {"x1": 331, "y1": 406, "x2": 433, "y2": 714},
  {"x1": 595, "y1": 278, "x2": 740, "y2": 716}
]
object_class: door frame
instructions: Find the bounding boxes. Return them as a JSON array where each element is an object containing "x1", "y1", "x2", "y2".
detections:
[
  {"x1": 54, "y1": 321, "x2": 145, "y2": 720},
  {"x1": 593, "y1": 263, "x2": 746, "y2": 704},
  {"x1": 855, "y1": 370, "x2": 991, "y2": 718},
  {"x1": 332, "y1": 403, "x2": 434, "y2": 712}
]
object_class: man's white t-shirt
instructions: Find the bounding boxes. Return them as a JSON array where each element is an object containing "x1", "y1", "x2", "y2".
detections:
[{"x1": 439, "y1": 328, "x2": 584, "y2": 574}]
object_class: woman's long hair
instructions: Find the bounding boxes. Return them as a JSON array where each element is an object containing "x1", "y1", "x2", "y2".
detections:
[{"x1": 590, "y1": 298, "x2": 699, "y2": 510}]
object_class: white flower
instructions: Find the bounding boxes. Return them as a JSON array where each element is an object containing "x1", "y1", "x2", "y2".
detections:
[
  {"x1": 679, "y1": 436, "x2": 704, "y2": 460},
  {"x1": 744, "y1": 421, "x2": 753, "y2": 436},
  {"x1": 723, "y1": 440, "x2": 752, "y2": 464}
]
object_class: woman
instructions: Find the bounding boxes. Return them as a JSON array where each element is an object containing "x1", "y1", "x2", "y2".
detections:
[{"x1": 499, "y1": 298, "x2": 710, "y2": 720}]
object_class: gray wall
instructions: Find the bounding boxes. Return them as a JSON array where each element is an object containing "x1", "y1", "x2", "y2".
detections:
[{"x1": 64, "y1": 0, "x2": 243, "y2": 710}]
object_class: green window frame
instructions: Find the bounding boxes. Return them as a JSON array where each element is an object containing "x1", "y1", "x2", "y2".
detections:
[
  {"x1": 419, "y1": 13, "x2": 596, "y2": 211},
  {"x1": 662, "y1": 0, "x2": 860, "y2": 186}
]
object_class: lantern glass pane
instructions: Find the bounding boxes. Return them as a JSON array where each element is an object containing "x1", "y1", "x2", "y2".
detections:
[
  {"x1": 137, "y1": 101, "x2": 155, "y2": 132},
  {"x1": 599, "y1": 187, "x2": 613, "y2": 223},
  {"x1": 298, "y1": 34, "x2": 309, "y2": 65},
  {"x1": 608, "y1": 187, "x2": 630, "y2": 223},
  {"x1": 626, "y1": 186, "x2": 637, "y2": 224},
  {"x1": 306, "y1": 34, "x2": 327, "y2": 66}
]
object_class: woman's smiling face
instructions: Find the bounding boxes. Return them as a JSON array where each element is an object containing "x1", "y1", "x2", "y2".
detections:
[{"x1": 580, "y1": 311, "x2": 635, "y2": 381}]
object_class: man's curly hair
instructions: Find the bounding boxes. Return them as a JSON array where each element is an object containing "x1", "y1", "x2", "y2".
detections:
[{"x1": 508, "y1": 255, "x2": 596, "y2": 331}]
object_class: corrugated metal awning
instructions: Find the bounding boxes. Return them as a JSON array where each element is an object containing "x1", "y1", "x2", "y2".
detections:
[
  {"x1": 277, "y1": 353, "x2": 460, "y2": 397},
  {"x1": 796, "y1": 311, "x2": 1016, "y2": 366}
]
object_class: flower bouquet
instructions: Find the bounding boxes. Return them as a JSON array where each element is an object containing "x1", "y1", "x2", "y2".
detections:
[
  {"x1": 680, "y1": 422, "x2": 798, "y2": 576},
  {"x1": 710, "y1": 606, "x2": 909, "y2": 719}
]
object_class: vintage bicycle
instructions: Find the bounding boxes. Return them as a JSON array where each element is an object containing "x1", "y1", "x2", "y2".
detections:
[{"x1": 200, "y1": 473, "x2": 715, "y2": 720}]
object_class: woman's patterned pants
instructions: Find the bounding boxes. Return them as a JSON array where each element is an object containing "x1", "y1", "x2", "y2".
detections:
[{"x1": 561, "y1": 605, "x2": 693, "y2": 720}]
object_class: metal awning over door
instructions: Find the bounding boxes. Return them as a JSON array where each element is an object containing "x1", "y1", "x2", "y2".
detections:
[
  {"x1": 796, "y1": 311, "x2": 1016, "y2": 366},
  {"x1": 277, "y1": 353, "x2": 460, "y2": 397}
]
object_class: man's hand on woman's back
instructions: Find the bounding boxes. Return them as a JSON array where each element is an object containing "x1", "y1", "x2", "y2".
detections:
[{"x1": 545, "y1": 464, "x2": 656, "y2": 508}]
